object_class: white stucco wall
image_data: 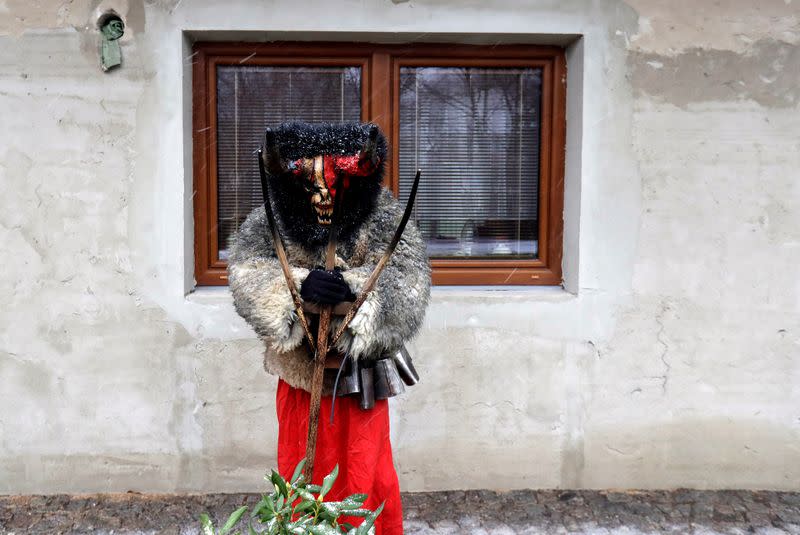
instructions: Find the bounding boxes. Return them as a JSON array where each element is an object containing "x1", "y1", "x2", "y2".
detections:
[{"x1": 1, "y1": 0, "x2": 798, "y2": 493}]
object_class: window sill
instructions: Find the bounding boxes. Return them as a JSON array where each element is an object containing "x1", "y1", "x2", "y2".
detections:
[
  {"x1": 186, "y1": 283, "x2": 575, "y2": 306},
  {"x1": 185, "y1": 285, "x2": 233, "y2": 304},
  {"x1": 430, "y1": 284, "x2": 575, "y2": 302},
  {"x1": 183, "y1": 283, "x2": 576, "y2": 340}
]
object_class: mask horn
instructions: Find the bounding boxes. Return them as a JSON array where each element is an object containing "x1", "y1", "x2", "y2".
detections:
[
  {"x1": 263, "y1": 128, "x2": 289, "y2": 175},
  {"x1": 358, "y1": 124, "x2": 380, "y2": 167}
]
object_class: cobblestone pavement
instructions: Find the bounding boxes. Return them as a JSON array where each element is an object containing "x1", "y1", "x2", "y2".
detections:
[{"x1": 1, "y1": 490, "x2": 799, "y2": 534}]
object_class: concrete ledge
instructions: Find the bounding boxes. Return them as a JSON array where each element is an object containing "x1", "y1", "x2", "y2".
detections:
[{"x1": 2, "y1": 490, "x2": 799, "y2": 534}]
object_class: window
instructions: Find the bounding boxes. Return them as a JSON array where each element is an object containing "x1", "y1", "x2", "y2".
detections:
[
  {"x1": 193, "y1": 43, "x2": 565, "y2": 286},
  {"x1": 215, "y1": 65, "x2": 362, "y2": 260}
]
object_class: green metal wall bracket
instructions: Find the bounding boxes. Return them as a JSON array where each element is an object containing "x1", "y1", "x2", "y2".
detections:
[{"x1": 99, "y1": 15, "x2": 124, "y2": 72}]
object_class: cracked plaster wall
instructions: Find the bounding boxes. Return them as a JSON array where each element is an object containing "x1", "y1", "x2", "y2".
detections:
[{"x1": 0, "y1": 0, "x2": 798, "y2": 493}]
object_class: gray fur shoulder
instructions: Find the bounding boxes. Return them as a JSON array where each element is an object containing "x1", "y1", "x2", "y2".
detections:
[
  {"x1": 226, "y1": 206, "x2": 308, "y2": 353},
  {"x1": 335, "y1": 189, "x2": 431, "y2": 359},
  {"x1": 363, "y1": 190, "x2": 407, "y2": 242},
  {"x1": 228, "y1": 206, "x2": 274, "y2": 263}
]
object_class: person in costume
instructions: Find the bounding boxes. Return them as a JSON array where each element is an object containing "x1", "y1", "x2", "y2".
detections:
[{"x1": 227, "y1": 122, "x2": 431, "y2": 535}]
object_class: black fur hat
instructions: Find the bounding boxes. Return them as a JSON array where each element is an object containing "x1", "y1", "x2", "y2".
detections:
[{"x1": 264, "y1": 122, "x2": 388, "y2": 248}]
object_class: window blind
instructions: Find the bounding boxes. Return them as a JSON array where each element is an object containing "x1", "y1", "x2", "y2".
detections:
[
  {"x1": 215, "y1": 65, "x2": 361, "y2": 258},
  {"x1": 397, "y1": 67, "x2": 542, "y2": 259}
]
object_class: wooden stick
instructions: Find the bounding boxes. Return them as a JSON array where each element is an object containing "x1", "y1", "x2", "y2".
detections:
[
  {"x1": 257, "y1": 149, "x2": 316, "y2": 354},
  {"x1": 330, "y1": 169, "x2": 422, "y2": 348},
  {"x1": 303, "y1": 158, "x2": 343, "y2": 482}
]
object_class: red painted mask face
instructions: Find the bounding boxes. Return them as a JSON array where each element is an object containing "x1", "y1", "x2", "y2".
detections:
[{"x1": 289, "y1": 154, "x2": 379, "y2": 225}]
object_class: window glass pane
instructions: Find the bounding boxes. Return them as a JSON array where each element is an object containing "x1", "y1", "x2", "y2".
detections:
[
  {"x1": 216, "y1": 65, "x2": 361, "y2": 258},
  {"x1": 398, "y1": 67, "x2": 542, "y2": 259}
]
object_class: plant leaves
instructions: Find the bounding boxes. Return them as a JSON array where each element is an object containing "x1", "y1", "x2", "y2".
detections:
[
  {"x1": 290, "y1": 459, "x2": 306, "y2": 484},
  {"x1": 290, "y1": 513, "x2": 312, "y2": 525},
  {"x1": 255, "y1": 495, "x2": 275, "y2": 522},
  {"x1": 355, "y1": 502, "x2": 384, "y2": 535},
  {"x1": 251, "y1": 496, "x2": 270, "y2": 518},
  {"x1": 220, "y1": 505, "x2": 249, "y2": 535},
  {"x1": 320, "y1": 501, "x2": 342, "y2": 519},
  {"x1": 293, "y1": 499, "x2": 314, "y2": 514},
  {"x1": 308, "y1": 525, "x2": 340, "y2": 535},
  {"x1": 270, "y1": 470, "x2": 289, "y2": 498},
  {"x1": 320, "y1": 465, "x2": 339, "y2": 498},
  {"x1": 260, "y1": 510, "x2": 275, "y2": 523},
  {"x1": 199, "y1": 464, "x2": 382, "y2": 535},
  {"x1": 345, "y1": 509, "x2": 372, "y2": 518},
  {"x1": 296, "y1": 488, "x2": 316, "y2": 503},
  {"x1": 199, "y1": 513, "x2": 215, "y2": 535},
  {"x1": 287, "y1": 514, "x2": 313, "y2": 534},
  {"x1": 263, "y1": 517, "x2": 277, "y2": 535},
  {"x1": 339, "y1": 494, "x2": 367, "y2": 510}
]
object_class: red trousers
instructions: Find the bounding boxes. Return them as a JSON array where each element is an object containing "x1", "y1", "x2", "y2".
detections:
[{"x1": 276, "y1": 379, "x2": 403, "y2": 535}]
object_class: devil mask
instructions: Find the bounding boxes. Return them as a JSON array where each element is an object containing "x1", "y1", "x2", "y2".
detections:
[{"x1": 261, "y1": 122, "x2": 388, "y2": 248}]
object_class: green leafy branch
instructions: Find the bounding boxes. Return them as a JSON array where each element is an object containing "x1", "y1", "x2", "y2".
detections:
[{"x1": 199, "y1": 460, "x2": 384, "y2": 535}]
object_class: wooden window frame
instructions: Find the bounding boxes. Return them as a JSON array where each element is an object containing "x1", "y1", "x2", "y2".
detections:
[{"x1": 192, "y1": 41, "x2": 566, "y2": 286}]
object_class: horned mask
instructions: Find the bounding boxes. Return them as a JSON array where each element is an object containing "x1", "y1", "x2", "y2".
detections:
[{"x1": 260, "y1": 122, "x2": 387, "y2": 247}]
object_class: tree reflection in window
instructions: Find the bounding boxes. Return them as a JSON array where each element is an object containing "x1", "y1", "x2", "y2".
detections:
[{"x1": 398, "y1": 67, "x2": 542, "y2": 259}]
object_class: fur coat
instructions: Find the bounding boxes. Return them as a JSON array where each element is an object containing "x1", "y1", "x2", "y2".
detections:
[{"x1": 227, "y1": 189, "x2": 431, "y2": 393}]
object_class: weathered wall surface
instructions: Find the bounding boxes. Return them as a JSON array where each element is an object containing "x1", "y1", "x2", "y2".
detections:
[{"x1": 0, "y1": 0, "x2": 798, "y2": 493}]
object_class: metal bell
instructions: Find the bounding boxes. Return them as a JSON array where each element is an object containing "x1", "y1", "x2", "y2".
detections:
[
  {"x1": 374, "y1": 358, "x2": 406, "y2": 400},
  {"x1": 359, "y1": 364, "x2": 375, "y2": 410},
  {"x1": 336, "y1": 356, "x2": 361, "y2": 396},
  {"x1": 392, "y1": 345, "x2": 420, "y2": 386}
]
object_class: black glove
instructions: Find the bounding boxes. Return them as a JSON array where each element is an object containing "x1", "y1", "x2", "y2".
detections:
[{"x1": 300, "y1": 268, "x2": 356, "y2": 305}]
